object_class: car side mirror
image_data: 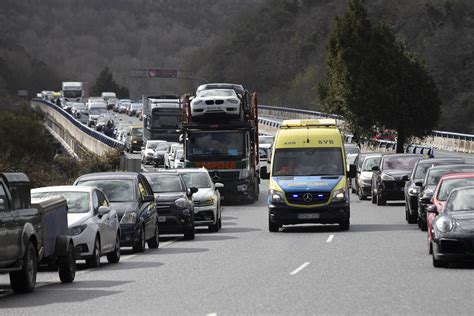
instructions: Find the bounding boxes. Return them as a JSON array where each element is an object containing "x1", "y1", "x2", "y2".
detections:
[
  {"x1": 142, "y1": 195, "x2": 154, "y2": 203},
  {"x1": 0, "y1": 198, "x2": 5, "y2": 211},
  {"x1": 372, "y1": 166, "x2": 380, "y2": 172},
  {"x1": 348, "y1": 164, "x2": 357, "y2": 178},
  {"x1": 141, "y1": 147, "x2": 145, "y2": 150},
  {"x1": 401, "y1": 175, "x2": 409, "y2": 182},
  {"x1": 98, "y1": 206, "x2": 110, "y2": 217},
  {"x1": 127, "y1": 133, "x2": 131, "y2": 136},
  {"x1": 190, "y1": 187, "x2": 198, "y2": 195},
  {"x1": 420, "y1": 194, "x2": 433, "y2": 204},
  {"x1": 260, "y1": 166, "x2": 269, "y2": 179},
  {"x1": 426, "y1": 204, "x2": 438, "y2": 215},
  {"x1": 215, "y1": 183, "x2": 224, "y2": 189},
  {"x1": 415, "y1": 181, "x2": 423, "y2": 187}
]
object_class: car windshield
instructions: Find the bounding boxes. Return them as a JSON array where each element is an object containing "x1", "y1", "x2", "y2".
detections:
[
  {"x1": 272, "y1": 148, "x2": 344, "y2": 176},
  {"x1": 146, "y1": 142, "x2": 162, "y2": 150},
  {"x1": 77, "y1": 179, "x2": 135, "y2": 202},
  {"x1": 437, "y1": 178, "x2": 474, "y2": 201},
  {"x1": 131, "y1": 103, "x2": 142, "y2": 109},
  {"x1": 130, "y1": 128, "x2": 143, "y2": 136},
  {"x1": 426, "y1": 167, "x2": 474, "y2": 186},
  {"x1": 187, "y1": 131, "x2": 245, "y2": 158},
  {"x1": 347, "y1": 154, "x2": 358, "y2": 164},
  {"x1": 382, "y1": 156, "x2": 420, "y2": 171},
  {"x1": 175, "y1": 150, "x2": 184, "y2": 159},
  {"x1": 259, "y1": 136, "x2": 274, "y2": 144},
  {"x1": 362, "y1": 157, "x2": 381, "y2": 171},
  {"x1": 146, "y1": 175, "x2": 184, "y2": 193},
  {"x1": 345, "y1": 145, "x2": 360, "y2": 155},
  {"x1": 180, "y1": 172, "x2": 212, "y2": 188},
  {"x1": 156, "y1": 143, "x2": 171, "y2": 151},
  {"x1": 197, "y1": 89, "x2": 236, "y2": 98},
  {"x1": 444, "y1": 188, "x2": 474, "y2": 212},
  {"x1": 31, "y1": 191, "x2": 90, "y2": 213}
]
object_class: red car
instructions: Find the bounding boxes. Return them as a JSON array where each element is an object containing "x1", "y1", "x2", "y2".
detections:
[{"x1": 427, "y1": 172, "x2": 474, "y2": 253}]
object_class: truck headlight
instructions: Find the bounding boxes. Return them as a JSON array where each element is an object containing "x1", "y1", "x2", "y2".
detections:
[
  {"x1": 175, "y1": 198, "x2": 187, "y2": 208},
  {"x1": 435, "y1": 217, "x2": 454, "y2": 233},
  {"x1": 68, "y1": 224, "x2": 87, "y2": 236},
  {"x1": 332, "y1": 188, "x2": 346, "y2": 202},
  {"x1": 269, "y1": 189, "x2": 285, "y2": 203},
  {"x1": 121, "y1": 212, "x2": 137, "y2": 224},
  {"x1": 381, "y1": 174, "x2": 395, "y2": 181}
]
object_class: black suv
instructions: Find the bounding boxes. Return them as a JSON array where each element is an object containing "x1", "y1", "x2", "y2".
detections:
[
  {"x1": 404, "y1": 158, "x2": 463, "y2": 224},
  {"x1": 144, "y1": 171, "x2": 197, "y2": 240},
  {"x1": 372, "y1": 154, "x2": 423, "y2": 206},
  {"x1": 74, "y1": 172, "x2": 159, "y2": 252}
]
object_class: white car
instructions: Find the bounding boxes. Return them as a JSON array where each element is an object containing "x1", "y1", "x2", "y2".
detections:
[
  {"x1": 31, "y1": 185, "x2": 121, "y2": 268},
  {"x1": 173, "y1": 148, "x2": 185, "y2": 168},
  {"x1": 165, "y1": 143, "x2": 183, "y2": 169},
  {"x1": 176, "y1": 168, "x2": 223, "y2": 232},
  {"x1": 190, "y1": 89, "x2": 241, "y2": 118},
  {"x1": 141, "y1": 140, "x2": 166, "y2": 165}
]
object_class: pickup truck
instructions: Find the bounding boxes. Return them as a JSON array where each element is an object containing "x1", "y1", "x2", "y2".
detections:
[{"x1": 0, "y1": 173, "x2": 76, "y2": 293}]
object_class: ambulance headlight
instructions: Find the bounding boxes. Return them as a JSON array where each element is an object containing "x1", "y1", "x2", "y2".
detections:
[
  {"x1": 269, "y1": 190, "x2": 285, "y2": 203},
  {"x1": 332, "y1": 188, "x2": 346, "y2": 202}
]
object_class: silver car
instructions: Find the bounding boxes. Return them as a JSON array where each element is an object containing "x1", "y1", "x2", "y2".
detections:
[{"x1": 176, "y1": 168, "x2": 223, "y2": 232}]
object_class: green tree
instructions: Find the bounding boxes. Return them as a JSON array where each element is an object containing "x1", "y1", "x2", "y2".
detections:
[
  {"x1": 318, "y1": 0, "x2": 441, "y2": 152},
  {"x1": 91, "y1": 67, "x2": 129, "y2": 98}
]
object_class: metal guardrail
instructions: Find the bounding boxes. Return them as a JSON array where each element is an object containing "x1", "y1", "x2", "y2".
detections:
[{"x1": 33, "y1": 98, "x2": 124, "y2": 149}]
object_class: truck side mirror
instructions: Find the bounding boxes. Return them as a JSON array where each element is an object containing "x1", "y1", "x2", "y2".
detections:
[{"x1": 260, "y1": 166, "x2": 269, "y2": 179}]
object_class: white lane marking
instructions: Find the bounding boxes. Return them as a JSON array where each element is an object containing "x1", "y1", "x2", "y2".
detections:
[
  {"x1": 207, "y1": 313, "x2": 217, "y2": 316},
  {"x1": 290, "y1": 262, "x2": 310, "y2": 275},
  {"x1": 326, "y1": 234, "x2": 334, "y2": 243}
]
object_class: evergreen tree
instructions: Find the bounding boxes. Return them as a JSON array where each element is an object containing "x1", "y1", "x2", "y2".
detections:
[
  {"x1": 318, "y1": 0, "x2": 441, "y2": 152},
  {"x1": 91, "y1": 67, "x2": 129, "y2": 98}
]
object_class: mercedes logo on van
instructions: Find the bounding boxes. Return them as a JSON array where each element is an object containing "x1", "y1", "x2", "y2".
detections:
[
  {"x1": 212, "y1": 172, "x2": 221, "y2": 181},
  {"x1": 303, "y1": 193, "x2": 313, "y2": 202}
]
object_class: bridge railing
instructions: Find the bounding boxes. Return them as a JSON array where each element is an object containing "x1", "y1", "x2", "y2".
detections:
[{"x1": 258, "y1": 105, "x2": 474, "y2": 154}]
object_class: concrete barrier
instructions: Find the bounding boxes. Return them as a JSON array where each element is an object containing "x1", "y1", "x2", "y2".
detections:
[{"x1": 31, "y1": 99, "x2": 123, "y2": 157}]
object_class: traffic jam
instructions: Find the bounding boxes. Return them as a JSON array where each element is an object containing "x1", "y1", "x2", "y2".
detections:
[{"x1": 1, "y1": 82, "x2": 474, "y2": 296}]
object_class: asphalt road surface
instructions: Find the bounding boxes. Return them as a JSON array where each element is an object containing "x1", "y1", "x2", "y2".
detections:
[{"x1": 1, "y1": 179, "x2": 473, "y2": 315}]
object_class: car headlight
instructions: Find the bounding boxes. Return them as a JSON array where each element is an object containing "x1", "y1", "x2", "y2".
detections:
[
  {"x1": 269, "y1": 189, "x2": 285, "y2": 203},
  {"x1": 408, "y1": 187, "x2": 420, "y2": 195},
  {"x1": 435, "y1": 217, "x2": 454, "y2": 233},
  {"x1": 332, "y1": 188, "x2": 346, "y2": 202},
  {"x1": 132, "y1": 140, "x2": 137, "y2": 144},
  {"x1": 199, "y1": 197, "x2": 214, "y2": 206},
  {"x1": 381, "y1": 174, "x2": 395, "y2": 181},
  {"x1": 121, "y1": 212, "x2": 137, "y2": 224},
  {"x1": 175, "y1": 198, "x2": 187, "y2": 208},
  {"x1": 228, "y1": 99, "x2": 239, "y2": 104},
  {"x1": 68, "y1": 224, "x2": 87, "y2": 236}
]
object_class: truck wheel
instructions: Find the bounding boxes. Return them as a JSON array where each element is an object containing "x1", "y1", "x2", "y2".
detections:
[
  {"x1": 10, "y1": 241, "x2": 37, "y2": 293},
  {"x1": 269, "y1": 218, "x2": 279, "y2": 232},
  {"x1": 58, "y1": 242, "x2": 76, "y2": 283},
  {"x1": 86, "y1": 237, "x2": 101, "y2": 268},
  {"x1": 339, "y1": 219, "x2": 350, "y2": 231},
  {"x1": 147, "y1": 225, "x2": 160, "y2": 249},
  {"x1": 132, "y1": 226, "x2": 146, "y2": 253},
  {"x1": 107, "y1": 234, "x2": 121, "y2": 263}
]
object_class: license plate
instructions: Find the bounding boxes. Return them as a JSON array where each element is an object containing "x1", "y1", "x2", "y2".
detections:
[
  {"x1": 208, "y1": 107, "x2": 221, "y2": 110},
  {"x1": 297, "y1": 213, "x2": 319, "y2": 219},
  {"x1": 158, "y1": 216, "x2": 166, "y2": 223}
]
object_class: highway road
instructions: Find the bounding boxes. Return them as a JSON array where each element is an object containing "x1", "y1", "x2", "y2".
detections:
[{"x1": 1, "y1": 179, "x2": 473, "y2": 315}]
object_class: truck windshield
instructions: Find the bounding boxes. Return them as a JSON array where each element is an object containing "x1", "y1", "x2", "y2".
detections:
[
  {"x1": 64, "y1": 90, "x2": 82, "y2": 98},
  {"x1": 272, "y1": 148, "x2": 344, "y2": 176},
  {"x1": 187, "y1": 131, "x2": 245, "y2": 158},
  {"x1": 151, "y1": 111, "x2": 180, "y2": 129},
  {"x1": 31, "y1": 191, "x2": 90, "y2": 213}
]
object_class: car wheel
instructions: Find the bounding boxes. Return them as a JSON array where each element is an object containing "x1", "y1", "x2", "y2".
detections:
[
  {"x1": 407, "y1": 207, "x2": 417, "y2": 224},
  {"x1": 208, "y1": 216, "x2": 219, "y2": 232},
  {"x1": 183, "y1": 228, "x2": 195, "y2": 240},
  {"x1": 107, "y1": 233, "x2": 121, "y2": 263},
  {"x1": 58, "y1": 242, "x2": 76, "y2": 283},
  {"x1": 218, "y1": 212, "x2": 222, "y2": 230},
  {"x1": 9, "y1": 241, "x2": 37, "y2": 293},
  {"x1": 269, "y1": 218, "x2": 279, "y2": 232},
  {"x1": 420, "y1": 217, "x2": 428, "y2": 231},
  {"x1": 357, "y1": 187, "x2": 366, "y2": 200},
  {"x1": 432, "y1": 254, "x2": 448, "y2": 268},
  {"x1": 371, "y1": 186, "x2": 377, "y2": 204},
  {"x1": 428, "y1": 238, "x2": 433, "y2": 255},
  {"x1": 86, "y1": 237, "x2": 101, "y2": 268},
  {"x1": 147, "y1": 225, "x2": 160, "y2": 249},
  {"x1": 339, "y1": 219, "x2": 350, "y2": 231},
  {"x1": 133, "y1": 226, "x2": 146, "y2": 253},
  {"x1": 377, "y1": 194, "x2": 386, "y2": 206}
]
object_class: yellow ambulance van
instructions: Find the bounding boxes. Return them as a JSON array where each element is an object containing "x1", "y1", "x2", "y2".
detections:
[{"x1": 260, "y1": 119, "x2": 356, "y2": 232}]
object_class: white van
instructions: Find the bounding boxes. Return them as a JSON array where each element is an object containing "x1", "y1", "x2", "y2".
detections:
[{"x1": 87, "y1": 102, "x2": 107, "y2": 127}]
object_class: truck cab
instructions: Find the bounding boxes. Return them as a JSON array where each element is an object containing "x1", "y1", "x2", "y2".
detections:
[{"x1": 262, "y1": 119, "x2": 356, "y2": 232}]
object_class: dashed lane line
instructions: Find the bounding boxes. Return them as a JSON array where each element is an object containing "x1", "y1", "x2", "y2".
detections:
[
  {"x1": 290, "y1": 262, "x2": 310, "y2": 275},
  {"x1": 326, "y1": 234, "x2": 334, "y2": 243}
]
